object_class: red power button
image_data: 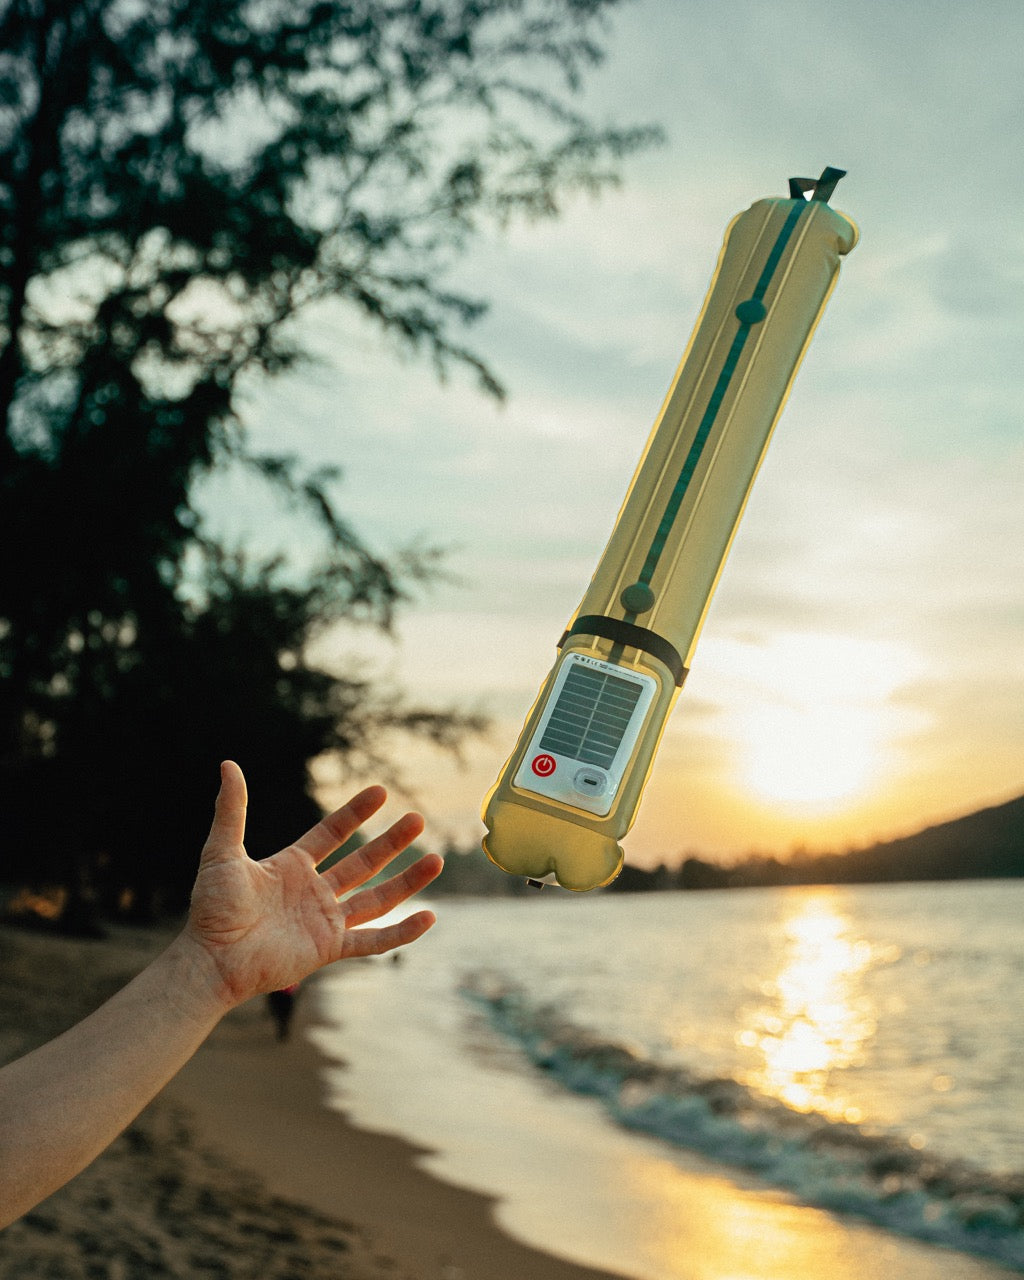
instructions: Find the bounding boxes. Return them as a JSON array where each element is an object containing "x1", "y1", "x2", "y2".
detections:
[{"x1": 531, "y1": 753, "x2": 557, "y2": 777}]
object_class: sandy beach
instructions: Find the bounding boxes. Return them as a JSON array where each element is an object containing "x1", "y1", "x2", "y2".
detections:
[
  {"x1": 1, "y1": 922, "x2": 1018, "y2": 1280},
  {"x1": 0, "y1": 923, "x2": 374, "y2": 1279},
  {"x1": 0, "y1": 923, "x2": 619, "y2": 1280}
]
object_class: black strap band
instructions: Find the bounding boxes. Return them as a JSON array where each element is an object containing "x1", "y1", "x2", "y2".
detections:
[{"x1": 558, "y1": 615, "x2": 687, "y2": 687}]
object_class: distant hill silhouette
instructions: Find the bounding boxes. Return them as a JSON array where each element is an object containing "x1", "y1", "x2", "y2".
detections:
[
  {"x1": 836, "y1": 791, "x2": 1024, "y2": 882},
  {"x1": 668, "y1": 791, "x2": 1024, "y2": 892}
]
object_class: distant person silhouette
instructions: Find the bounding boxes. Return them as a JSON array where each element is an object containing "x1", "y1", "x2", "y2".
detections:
[{"x1": 267, "y1": 983, "x2": 300, "y2": 1040}]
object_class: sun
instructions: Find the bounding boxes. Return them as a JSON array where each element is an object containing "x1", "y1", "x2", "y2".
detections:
[
  {"x1": 705, "y1": 631, "x2": 924, "y2": 811},
  {"x1": 739, "y1": 703, "x2": 877, "y2": 806}
]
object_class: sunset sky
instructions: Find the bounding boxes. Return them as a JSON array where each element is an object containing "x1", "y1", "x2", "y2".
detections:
[{"x1": 207, "y1": 0, "x2": 1024, "y2": 865}]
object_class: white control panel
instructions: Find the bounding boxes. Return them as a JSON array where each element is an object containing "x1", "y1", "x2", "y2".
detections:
[{"x1": 513, "y1": 653, "x2": 658, "y2": 816}]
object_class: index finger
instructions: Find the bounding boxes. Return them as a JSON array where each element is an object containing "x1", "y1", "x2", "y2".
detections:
[{"x1": 290, "y1": 785, "x2": 388, "y2": 865}]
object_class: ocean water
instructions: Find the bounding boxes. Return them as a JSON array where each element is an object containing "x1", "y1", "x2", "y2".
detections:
[{"x1": 311, "y1": 880, "x2": 1024, "y2": 1275}]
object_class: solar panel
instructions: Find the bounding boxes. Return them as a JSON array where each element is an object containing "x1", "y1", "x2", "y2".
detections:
[{"x1": 539, "y1": 665, "x2": 643, "y2": 768}]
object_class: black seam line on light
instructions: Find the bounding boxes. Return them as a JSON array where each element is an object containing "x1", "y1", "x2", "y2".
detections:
[
  {"x1": 558, "y1": 615, "x2": 686, "y2": 687},
  {"x1": 562, "y1": 672, "x2": 621, "y2": 760},
  {"x1": 635, "y1": 199, "x2": 809, "y2": 590}
]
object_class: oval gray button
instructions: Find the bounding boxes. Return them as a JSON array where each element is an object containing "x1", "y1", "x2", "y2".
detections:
[{"x1": 574, "y1": 767, "x2": 608, "y2": 796}]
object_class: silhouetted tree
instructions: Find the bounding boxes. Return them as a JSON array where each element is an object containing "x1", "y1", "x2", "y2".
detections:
[{"x1": 0, "y1": 0, "x2": 657, "y2": 913}]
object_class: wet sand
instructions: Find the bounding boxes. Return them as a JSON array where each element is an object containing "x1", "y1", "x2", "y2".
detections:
[{"x1": 167, "y1": 990, "x2": 626, "y2": 1280}]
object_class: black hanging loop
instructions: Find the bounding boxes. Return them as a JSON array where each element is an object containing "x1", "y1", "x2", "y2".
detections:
[{"x1": 788, "y1": 166, "x2": 847, "y2": 205}]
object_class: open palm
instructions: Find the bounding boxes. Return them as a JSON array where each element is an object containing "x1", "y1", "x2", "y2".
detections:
[{"x1": 187, "y1": 761, "x2": 443, "y2": 1007}]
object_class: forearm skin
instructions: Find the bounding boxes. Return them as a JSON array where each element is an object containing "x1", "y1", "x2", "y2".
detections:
[{"x1": 0, "y1": 931, "x2": 229, "y2": 1228}]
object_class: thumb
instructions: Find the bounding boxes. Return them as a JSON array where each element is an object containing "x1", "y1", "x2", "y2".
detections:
[{"x1": 201, "y1": 760, "x2": 248, "y2": 864}]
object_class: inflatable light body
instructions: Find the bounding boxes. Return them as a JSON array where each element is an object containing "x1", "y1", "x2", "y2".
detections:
[{"x1": 482, "y1": 169, "x2": 858, "y2": 891}]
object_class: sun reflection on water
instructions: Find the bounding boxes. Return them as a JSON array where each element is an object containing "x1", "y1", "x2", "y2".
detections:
[{"x1": 737, "y1": 892, "x2": 878, "y2": 1121}]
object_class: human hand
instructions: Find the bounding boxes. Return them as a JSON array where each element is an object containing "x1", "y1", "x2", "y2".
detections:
[{"x1": 183, "y1": 761, "x2": 442, "y2": 1009}]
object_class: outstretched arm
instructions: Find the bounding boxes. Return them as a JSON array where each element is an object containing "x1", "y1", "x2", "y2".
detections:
[{"x1": 0, "y1": 761, "x2": 442, "y2": 1229}]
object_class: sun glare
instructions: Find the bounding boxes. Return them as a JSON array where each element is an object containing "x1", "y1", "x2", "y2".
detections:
[
  {"x1": 740, "y1": 704, "x2": 877, "y2": 805},
  {"x1": 704, "y1": 632, "x2": 925, "y2": 811}
]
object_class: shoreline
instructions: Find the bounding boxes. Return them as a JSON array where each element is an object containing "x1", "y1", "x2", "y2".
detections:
[
  {"x1": 164, "y1": 970, "x2": 627, "y2": 1280},
  {"x1": 169, "y1": 964, "x2": 1019, "y2": 1280},
  {"x1": 3, "y1": 923, "x2": 1019, "y2": 1280}
]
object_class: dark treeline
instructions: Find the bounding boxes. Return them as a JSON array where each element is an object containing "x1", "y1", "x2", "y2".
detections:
[
  {"x1": 426, "y1": 790, "x2": 1024, "y2": 896},
  {"x1": 0, "y1": 0, "x2": 656, "y2": 930}
]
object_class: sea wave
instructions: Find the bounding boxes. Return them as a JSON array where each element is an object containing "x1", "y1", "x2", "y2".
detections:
[{"x1": 461, "y1": 972, "x2": 1024, "y2": 1271}]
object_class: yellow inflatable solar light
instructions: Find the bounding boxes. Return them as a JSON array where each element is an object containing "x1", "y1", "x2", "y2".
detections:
[{"x1": 482, "y1": 167, "x2": 859, "y2": 891}]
